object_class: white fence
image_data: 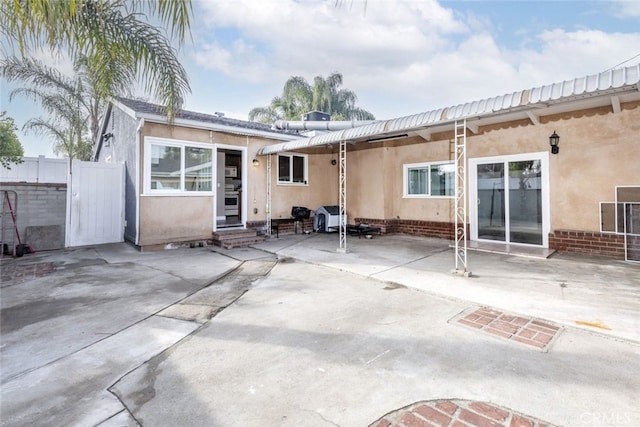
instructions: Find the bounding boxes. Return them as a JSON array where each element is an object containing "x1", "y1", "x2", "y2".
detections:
[
  {"x1": 2, "y1": 156, "x2": 125, "y2": 249},
  {"x1": 0, "y1": 156, "x2": 67, "y2": 184}
]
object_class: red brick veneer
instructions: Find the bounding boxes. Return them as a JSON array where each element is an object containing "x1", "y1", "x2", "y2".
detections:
[
  {"x1": 251, "y1": 218, "x2": 631, "y2": 259},
  {"x1": 247, "y1": 219, "x2": 314, "y2": 235},
  {"x1": 355, "y1": 218, "x2": 456, "y2": 240},
  {"x1": 548, "y1": 230, "x2": 626, "y2": 259}
]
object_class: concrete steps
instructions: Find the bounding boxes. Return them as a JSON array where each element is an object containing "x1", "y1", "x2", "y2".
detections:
[{"x1": 212, "y1": 229, "x2": 265, "y2": 249}]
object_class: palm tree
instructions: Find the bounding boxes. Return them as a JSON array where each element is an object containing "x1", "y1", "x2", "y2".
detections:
[
  {"x1": 0, "y1": 0, "x2": 192, "y2": 119},
  {"x1": 1, "y1": 57, "x2": 104, "y2": 160},
  {"x1": 249, "y1": 72, "x2": 375, "y2": 123},
  {"x1": 2, "y1": 57, "x2": 104, "y2": 143}
]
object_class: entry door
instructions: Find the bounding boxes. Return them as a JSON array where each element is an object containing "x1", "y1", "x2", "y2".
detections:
[{"x1": 472, "y1": 153, "x2": 549, "y2": 246}]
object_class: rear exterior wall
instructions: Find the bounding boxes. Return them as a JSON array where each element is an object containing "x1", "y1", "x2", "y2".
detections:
[
  {"x1": 343, "y1": 101, "x2": 639, "y2": 258},
  {"x1": 136, "y1": 123, "x2": 337, "y2": 247}
]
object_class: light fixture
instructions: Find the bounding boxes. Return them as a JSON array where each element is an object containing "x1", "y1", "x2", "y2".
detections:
[
  {"x1": 549, "y1": 131, "x2": 560, "y2": 154},
  {"x1": 103, "y1": 132, "x2": 113, "y2": 147},
  {"x1": 252, "y1": 158, "x2": 260, "y2": 167},
  {"x1": 331, "y1": 159, "x2": 337, "y2": 166}
]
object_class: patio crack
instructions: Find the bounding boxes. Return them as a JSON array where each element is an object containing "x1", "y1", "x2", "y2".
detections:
[
  {"x1": 370, "y1": 247, "x2": 451, "y2": 278},
  {"x1": 106, "y1": 257, "x2": 279, "y2": 423}
]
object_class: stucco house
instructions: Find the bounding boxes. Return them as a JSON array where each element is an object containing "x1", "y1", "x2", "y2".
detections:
[
  {"x1": 95, "y1": 98, "x2": 341, "y2": 250},
  {"x1": 95, "y1": 64, "x2": 639, "y2": 260}
]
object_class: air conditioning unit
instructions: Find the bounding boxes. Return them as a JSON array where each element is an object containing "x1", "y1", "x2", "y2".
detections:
[{"x1": 302, "y1": 111, "x2": 331, "y2": 122}]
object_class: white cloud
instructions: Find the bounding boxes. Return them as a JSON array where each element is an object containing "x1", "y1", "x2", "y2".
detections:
[
  {"x1": 516, "y1": 30, "x2": 640, "y2": 84},
  {"x1": 193, "y1": 0, "x2": 466, "y2": 82},
  {"x1": 189, "y1": 0, "x2": 640, "y2": 120},
  {"x1": 194, "y1": 39, "x2": 269, "y2": 83},
  {"x1": 611, "y1": 0, "x2": 640, "y2": 18}
]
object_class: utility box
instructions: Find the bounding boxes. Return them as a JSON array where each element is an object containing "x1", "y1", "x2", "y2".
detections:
[
  {"x1": 314, "y1": 205, "x2": 345, "y2": 232},
  {"x1": 302, "y1": 111, "x2": 331, "y2": 122}
]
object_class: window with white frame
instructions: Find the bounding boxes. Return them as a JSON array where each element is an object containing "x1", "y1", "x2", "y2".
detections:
[
  {"x1": 404, "y1": 162, "x2": 455, "y2": 197},
  {"x1": 147, "y1": 139, "x2": 213, "y2": 193},
  {"x1": 278, "y1": 153, "x2": 308, "y2": 184}
]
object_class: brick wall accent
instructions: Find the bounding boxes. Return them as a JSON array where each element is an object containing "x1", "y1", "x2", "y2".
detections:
[
  {"x1": 355, "y1": 218, "x2": 456, "y2": 240},
  {"x1": 548, "y1": 230, "x2": 626, "y2": 259},
  {"x1": 247, "y1": 218, "x2": 314, "y2": 236},
  {"x1": 250, "y1": 218, "x2": 632, "y2": 260},
  {"x1": 246, "y1": 220, "x2": 266, "y2": 233}
]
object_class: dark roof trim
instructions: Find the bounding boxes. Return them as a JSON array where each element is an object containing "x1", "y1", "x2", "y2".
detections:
[{"x1": 114, "y1": 98, "x2": 302, "y2": 142}]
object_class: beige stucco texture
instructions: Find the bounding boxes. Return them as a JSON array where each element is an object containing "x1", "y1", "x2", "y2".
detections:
[
  {"x1": 134, "y1": 101, "x2": 638, "y2": 247},
  {"x1": 137, "y1": 124, "x2": 268, "y2": 245},
  {"x1": 139, "y1": 196, "x2": 213, "y2": 246},
  {"x1": 136, "y1": 123, "x2": 341, "y2": 243},
  {"x1": 267, "y1": 153, "x2": 338, "y2": 220},
  {"x1": 547, "y1": 104, "x2": 639, "y2": 231},
  {"x1": 344, "y1": 102, "x2": 639, "y2": 233}
]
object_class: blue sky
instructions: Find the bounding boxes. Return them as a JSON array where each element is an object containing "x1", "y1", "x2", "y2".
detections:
[{"x1": 2, "y1": 0, "x2": 639, "y2": 158}]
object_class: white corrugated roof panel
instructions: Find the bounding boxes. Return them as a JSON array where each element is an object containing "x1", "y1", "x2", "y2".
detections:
[{"x1": 256, "y1": 63, "x2": 640, "y2": 155}]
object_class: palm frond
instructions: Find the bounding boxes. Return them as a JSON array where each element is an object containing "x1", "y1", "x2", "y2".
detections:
[
  {"x1": 249, "y1": 106, "x2": 281, "y2": 124},
  {"x1": 0, "y1": 0, "x2": 192, "y2": 119},
  {"x1": 74, "y1": 3, "x2": 190, "y2": 118},
  {"x1": 137, "y1": 0, "x2": 193, "y2": 43},
  {"x1": 1, "y1": 57, "x2": 85, "y2": 106}
]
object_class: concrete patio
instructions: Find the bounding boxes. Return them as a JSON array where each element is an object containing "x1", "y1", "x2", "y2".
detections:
[{"x1": 1, "y1": 234, "x2": 639, "y2": 426}]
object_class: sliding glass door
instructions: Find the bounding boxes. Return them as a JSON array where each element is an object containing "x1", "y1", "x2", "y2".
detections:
[
  {"x1": 476, "y1": 162, "x2": 506, "y2": 241},
  {"x1": 472, "y1": 154, "x2": 548, "y2": 246}
]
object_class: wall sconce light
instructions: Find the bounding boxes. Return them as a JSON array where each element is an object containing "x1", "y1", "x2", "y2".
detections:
[
  {"x1": 252, "y1": 158, "x2": 260, "y2": 167},
  {"x1": 549, "y1": 131, "x2": 560, "y2": 154},
  {"x1": 103, "y1": 132, "x2": 113, "y2": 147}
]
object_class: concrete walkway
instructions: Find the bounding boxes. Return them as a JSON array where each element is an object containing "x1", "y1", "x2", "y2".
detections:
[
  {"x1": 1, "y1": 244, "x2": 263, "y2": 426},
  {"x1": 1, "y1": 235, "x2": 639, "y2": 426}
]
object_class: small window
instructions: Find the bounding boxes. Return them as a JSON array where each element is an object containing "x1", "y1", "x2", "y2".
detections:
[
  {"x1": 278, "y1": 153, "x2": 308, "y2": 184},
  {"x1": 150, "y1": 144, "x2": 181, "y2": 190},
  {"x1": 146, "y1": 139, "x2": 213, "y2": 193},
  {"x1": 184, "y1": 146, "x2": 212, "y2": 192},
  {"x1": 404, "y1": 161, "x2": 454, "y2": 197},
  {"x1": 407, "y1": 167, "x2": 428, "y2": 195}
]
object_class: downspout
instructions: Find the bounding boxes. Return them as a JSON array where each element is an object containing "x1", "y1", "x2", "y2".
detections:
[{"x1": 135, "y1": 118, "x2": 145, "y2": 246}]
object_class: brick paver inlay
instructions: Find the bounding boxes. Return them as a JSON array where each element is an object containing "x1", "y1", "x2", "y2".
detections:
[
  {"x1": 370, "y1": 399, "x2": 557, "y2": 427},
  {"x1": 453, "y1": 307, "x2": 562, "y2": 352},
  {"x1": 0, "y1": 262, "x2": 56, "y2": 285}
]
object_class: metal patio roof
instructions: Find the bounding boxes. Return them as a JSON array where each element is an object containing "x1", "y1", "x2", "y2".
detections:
[{"x1": 257, "y1": 63, "x2": 640, "y2": 155}]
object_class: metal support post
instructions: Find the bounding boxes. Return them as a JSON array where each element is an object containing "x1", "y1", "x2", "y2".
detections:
[
  {"x1": 266, "y1": 154, "x2": 272, "y2": 236},
  {"x1": 337, "y1": 140, "x2": 347, "y2": 253},
  {"x1": 453, "y1": 120, "x2": 471, "y2": 276}
]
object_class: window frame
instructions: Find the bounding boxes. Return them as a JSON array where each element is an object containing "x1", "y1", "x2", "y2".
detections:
[
  {"x1": 144, "y1": 137, "x2": 214, "y2": 196},
  {"x1": 403, "y1": 161, "x2": 455, "y2": 198},
  {"x1": 277, "y1": 152, "x2": 309, "y2": 185}
]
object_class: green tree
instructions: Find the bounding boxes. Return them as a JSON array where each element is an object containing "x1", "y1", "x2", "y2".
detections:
[
  {"x1": 0, "y1": 0, "x2": 192, "y2": 120},
  {"x1": 0, "y1": 112, "x2": 25, "y2": 169},
  {"x1": 249, "y1": 72, "x2": 375, "y2": 123},
  {"x1": 1, "y1": 57, "x2": 104, "y2": 160}
]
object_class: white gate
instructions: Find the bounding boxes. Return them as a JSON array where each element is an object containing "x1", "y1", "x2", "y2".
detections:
[{"x1": 66, "y1": 160, "x2": 125, "y2": 247}]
